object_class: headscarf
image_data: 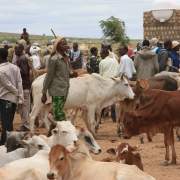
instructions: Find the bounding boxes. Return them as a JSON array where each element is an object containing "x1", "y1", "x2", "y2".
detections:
[{"x1": 51, "y1": 36, "x2": 65, "y2": 55}]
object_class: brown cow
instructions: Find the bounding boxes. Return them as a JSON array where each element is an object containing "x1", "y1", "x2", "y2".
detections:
[
  {"x1": 117, "y1": 76, "x2": 177, "y2": 142},
  {"x1": 104, "y1": 143, "x2": 144, "y2": 171},
  {"x1": 123, "y1": 89, "x2": 180, "y2": 165},
  {"x1": 47, "y1": 142, "x2": 156, "y2": 180}
]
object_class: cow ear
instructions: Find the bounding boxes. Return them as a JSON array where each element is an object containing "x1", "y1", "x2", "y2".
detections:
[
  {"x1": 138, "y1": 79, "x2": 149, "y2": 90},
  {"x1": 106, "y1": 148, "x2": 116, "y2": 155},
  {"x1": 131, "y1": 145, "x2": 141, "y2": 152}
]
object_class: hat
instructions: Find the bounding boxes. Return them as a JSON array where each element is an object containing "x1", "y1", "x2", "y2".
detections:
[
  {"x1": 17, "y1": 39, "x2": 27, "y2": 47},
  {"x1": 2, "y1": 40, "x2": 9, "y2": 46},
  {"x1": 150, "y1": 38, "x2": 158, "y2": 46},
  {"x1": 172, "y1": 41, "x2": 180, "y2": 49}
]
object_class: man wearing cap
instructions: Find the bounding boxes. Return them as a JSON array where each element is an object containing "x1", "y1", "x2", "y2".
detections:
[
  {"x1": 169, "y1": 41, "x2": 180, "y2": 72},
  {"x1": 41, "y1": 37, "x2": 70, "y2": 121}
]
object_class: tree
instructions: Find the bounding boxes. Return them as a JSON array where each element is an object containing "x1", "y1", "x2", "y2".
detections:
[{"x1": 99, "y1": 16, "x2": 129, "y2": 45}]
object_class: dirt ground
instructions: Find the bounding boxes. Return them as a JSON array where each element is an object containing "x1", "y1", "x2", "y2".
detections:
[{"x1": 14, "y1": 114, "x2": 180, "y2": 180}]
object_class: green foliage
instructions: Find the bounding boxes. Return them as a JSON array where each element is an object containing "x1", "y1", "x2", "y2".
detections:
[{"x1": 100, "y1": 16, "x2": 129, "y2": 45}]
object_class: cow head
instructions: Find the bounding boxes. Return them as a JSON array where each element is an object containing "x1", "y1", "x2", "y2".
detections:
[
  {"x1": 47, "y1": 144, "x2": 69, "y2": 180},
  {"x1": 76, "y1": 126, "x2": 101, "y2": 154},
  {"x1": 21, "y1": 135, "x2": 50, "y2": 157},
  {"x1": 123, "y1": 112, "x2": 141, "y2": 138},
  {"x1": 5, "y1": 131, "x2": 29, "y2": 152},
  {"x1": 107, "y1": 143, "x2": 139, "y2": 163},
  {"x1": 112, "y1": 74, "x2": 135, "y2": 100},
  {"x1": 51, "y1": 121, "x2": 78, "y2": 147}
]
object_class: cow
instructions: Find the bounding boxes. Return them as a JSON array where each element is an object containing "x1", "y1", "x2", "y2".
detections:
[
  {"x1": 0, "y1": 131, "x2": 28, "y2": 154},
  {"x1": 0, "y1": 149, "x2": 50, "y2": 180},
  {"x1": 0, "y1": 135, "x2": 49, "y2": 167},
  {"x1": 39, "y1": 121, "x2": 101, "y2": 154},
  {"x1": 104, "y1": 143, "x2": 143, "y2": 171},
  {"x1": 117, "y1": 76, "x2": 177, "y2": 142},
  {"x1": 30, "y1": 73, "x2": 135, "y2": 135},
  {"x1": 123, "y1": 89, "x2": 180, "y2": 165},
  {"x1": 47, "y1": 142, "x2": 155, "y2": 180}
]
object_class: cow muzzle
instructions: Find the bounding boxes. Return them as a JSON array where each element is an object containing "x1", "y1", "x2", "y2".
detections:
[{"x1": 47, "y1": 172, "x2": 56, "y2": 180}]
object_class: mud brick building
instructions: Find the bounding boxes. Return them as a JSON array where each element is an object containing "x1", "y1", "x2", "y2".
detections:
[{"x1": 144, "y1": 9, "x2": 180, "y2": 41}]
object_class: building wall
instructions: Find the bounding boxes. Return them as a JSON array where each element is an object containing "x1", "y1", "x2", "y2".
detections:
[{"x1": 144, "y1": 9, "x2": 180, "y2": 41}]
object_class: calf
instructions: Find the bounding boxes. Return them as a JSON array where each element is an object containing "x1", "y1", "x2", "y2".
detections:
[
  {"x1": 123, "y1": 89, "x2": 180, "y2": 165},
  {"x1": 47, "y1": 142, "x2": 155, "y2": 180},
  {"x1": 106, "y1": 143, "x2": 143, "y2": 171}
]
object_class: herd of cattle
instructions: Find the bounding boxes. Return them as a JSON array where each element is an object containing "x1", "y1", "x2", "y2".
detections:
[{"x1": 1, "y1": 70, "x2": 180, "y2": 179}]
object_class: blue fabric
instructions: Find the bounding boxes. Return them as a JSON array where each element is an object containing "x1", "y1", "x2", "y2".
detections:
[{"x1": 170, "y1": 50, "x2": 180, "y2": 69}]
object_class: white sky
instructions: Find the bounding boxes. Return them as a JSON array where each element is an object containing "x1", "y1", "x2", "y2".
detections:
[{"x1": 0, "y1": 0, "x2": 180, "y2": 39}]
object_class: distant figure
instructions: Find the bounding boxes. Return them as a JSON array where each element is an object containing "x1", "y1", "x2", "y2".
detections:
[
  {"x1": 70, "y1": 42, "x2": 83, "y2": 69},
  {"x1": 169, "y1": 41, "x2": 180, "y2": 72},
  {"x1": 119, "y1": 45, "x2": 136, "y2": 80},
  {"x1": 0, "y1": 48, "x2": 23, "y2": 144},
  {"x1": 20, "y1": 28, "x2": 30, "y2": 45},
  {"x1": 86, "y1": 47, "x2": 100, "y2": 73},
  {"x1": 14, "y1": 44, "x2": 31, "y2": 131},
  {"x1": 158, "y1": 40, "x2": 172, "y2": 72},
  {"x1": 134, "y1": 39, "x2": 159, "y2": 79}
]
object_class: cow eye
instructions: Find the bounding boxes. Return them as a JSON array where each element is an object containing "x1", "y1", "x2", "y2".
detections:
[
  {"x1": 59, "y1": 157, "x2": 64, "y2": 161},
  {"x1": 38, "y1": 145, "x2": 43, "y2": 149},
  {"x1": 62, "y1": 131, "x2": 68, "y2": 134},
  {"x1": 53, "y1": 129, "x2": 58, "y2": 134},
  {"x1": 124, "y1": 83, "x2": 129, "y2": 87}
]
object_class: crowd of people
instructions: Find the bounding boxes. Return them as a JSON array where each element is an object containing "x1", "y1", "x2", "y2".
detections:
[{"x1": 0, "y1": 28, "x2": 180, "y2": 145}]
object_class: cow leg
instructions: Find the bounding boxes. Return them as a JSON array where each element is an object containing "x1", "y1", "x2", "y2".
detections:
[
  {"x1": 87, "y1": 106, "x2": 96, "y2": 137},
  {"x1": 147, "y1": 132, "x2": 152, "y2": 142},
  {"x1": 163, "y1": 131, "x2": 170, "y2": 165},
  {"x1": 29, "y1": 103, "x2": 43, "y2": 133},
  {"x1": 170, "y1": 127, "x2": 176, "y2": 164},
  {"x1": 95, "y1": 108, "x2": 102, "y2": 133},
  {"x1": 175, "y1": 127, "x2": 180, "y2": 141}
]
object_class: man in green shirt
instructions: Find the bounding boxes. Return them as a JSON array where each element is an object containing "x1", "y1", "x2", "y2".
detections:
[{"x1": 41, "y1": 37, "x2": 70, "y2": 121}]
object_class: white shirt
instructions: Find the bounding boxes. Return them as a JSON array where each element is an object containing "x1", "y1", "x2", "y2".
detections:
[
  {"x1": 99, "y1": 56, "x2": 119, "y2": 78},
  {"x1": 31, "y1": 55, "x2": 41, "y2": 70},
  {"x1": 119, "y1": 54, "x2": 136, "y2": 79}
]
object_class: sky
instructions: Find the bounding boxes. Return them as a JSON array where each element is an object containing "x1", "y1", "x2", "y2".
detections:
[{"x1": 0, "y1": 0, "x2": 180, "y2": 39}]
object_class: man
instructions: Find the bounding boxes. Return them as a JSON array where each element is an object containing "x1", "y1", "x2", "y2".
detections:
[
  {"x1": 86, "y1": 47, "x2": 100, "y2": 73},
  {"x1": 134, "y1": 39, "x2": 159, "y2": 79},
  {"x1": 0, "y1": 48, "x2": 23, "y2": 144},
  {"x1": 20, "y1": 28, "x2": 30, "y2": 45},
  {"x1": 41, "y1": 37, "x2": 70, "y2": 121},
  {"x1": 14, "y1": 44, "x2": 31, "y2": 131},
  {"x1": 70, "y1": 42, "x2": 83, "y2": 70},
  {"x1": 158, "y1": 40, "x2": 172, "y2": 72},
  {"x1": 119, "y1": 45, "x2": 136, "y2": 80},
  {"x1": 169, "y1": 41, "x2": 180, "y2": 72},
  {"x1": 99, "y1": 46, "x2": 119, "y2": 122},
  {"x1": 99, "y1": 46, "x2": 119, "y2": 78}
]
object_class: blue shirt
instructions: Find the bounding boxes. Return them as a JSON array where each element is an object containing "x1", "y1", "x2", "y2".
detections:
[{"x1": 170, "y1": 50, "x2": 180, "y2": 70}]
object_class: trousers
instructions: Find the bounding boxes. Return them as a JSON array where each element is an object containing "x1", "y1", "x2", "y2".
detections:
[
  {"x1": 0, "y1": 99, "x2": 16, "y2": 145},
  {"x1": 52, "y1": 96, "x2": 66, "y2": 121}
]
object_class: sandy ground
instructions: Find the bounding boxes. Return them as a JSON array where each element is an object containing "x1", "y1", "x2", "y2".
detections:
[{"x1": 14, "y1": 114, "x2": 180, "y2": 180}]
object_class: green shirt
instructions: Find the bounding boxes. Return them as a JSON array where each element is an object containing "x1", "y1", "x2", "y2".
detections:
[{"x1": 42, "y1": 53, "x2": 70, "y2": 97}]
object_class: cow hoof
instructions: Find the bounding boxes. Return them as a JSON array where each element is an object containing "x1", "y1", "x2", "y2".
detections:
[
  {"x1": 170, "y1": 160, "x2": 176, "y2": 165},
  {"x1": 177, "y1": 136, "x2": 180, "y2": 141},
  {"x1": 140, "y1": 137, "x2": 144, "y2": 144},
  {"x1": 162, "y1": 160, "x2": 169, "y2": 166}
]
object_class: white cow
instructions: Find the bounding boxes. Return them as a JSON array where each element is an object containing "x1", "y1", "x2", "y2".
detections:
[
  {"x1": 30, "y1": 73, "x2": 135, "y2": 135},
  {"x1": 39, "y1": 121, "x2": 101, "y2": 154},
  {"x1": 0, "y1": 135, "x2": 49, "y2": 167},
  {"x1": 155, "y1": 71, "x2": 180, "y2": 89}
]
